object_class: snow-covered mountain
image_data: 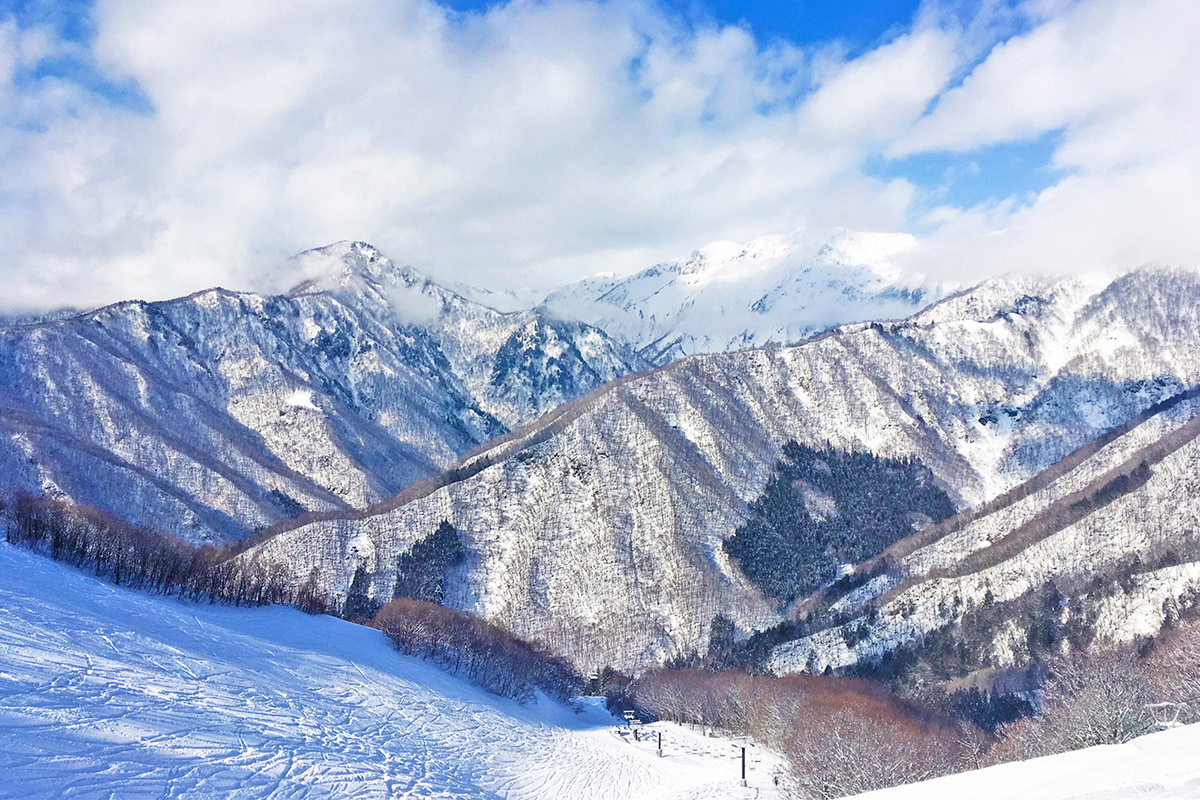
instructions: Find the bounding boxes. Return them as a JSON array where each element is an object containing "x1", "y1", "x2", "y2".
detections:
[
  {"x1": 0, "y1": 540, "x2": 784, "y2": 798},
  {"x1": 290, "y1": 242, "x2": 646, "y2": 428},
  {"x1": 541, "y1": 230, "x2": 942, "y2": 365},
  {"x1": 0, "y1": 242, "x2": 642, "y2": 543},
  {"x1": 243, "y1": 269, "x2": 1200, "y2": 670},
  {"x1": 768, "y1": 385, "x2": 1200, "y2": 677}
]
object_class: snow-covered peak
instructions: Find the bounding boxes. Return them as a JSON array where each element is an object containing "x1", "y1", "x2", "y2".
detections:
[
  {"x1": 280, "y1": 241, "x2": 645, "y2": 427},
  {"x1": 812, "y1": 228, "x2": 917, "y2": 282},
  {"x1": 541, "y1": 228, "x2": 943, "y2": 365},
  {"x1": 675, "y1": 233, "x2": 799, "y2": 283},
  {"x1": 288, "y1": 240, "x2": 420, "y2": 297}
]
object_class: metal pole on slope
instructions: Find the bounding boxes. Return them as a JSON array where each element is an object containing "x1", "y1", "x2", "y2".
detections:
[
  {"x1": 657, "y1": 731, "x2": 662, "y2": 757},
  {"x1": 741, "y1": 746, "x2": 747, "y2": 787}
]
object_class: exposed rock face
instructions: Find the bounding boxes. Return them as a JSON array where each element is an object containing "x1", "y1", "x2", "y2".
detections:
[{"x1": 246, "y1": 269, "x2": 1200, "y2": 670}]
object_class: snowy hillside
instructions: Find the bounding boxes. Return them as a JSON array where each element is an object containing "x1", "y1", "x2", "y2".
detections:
[
  {"x1": 291, "y1": 242, "x2": 645, "y2": 428},
  {"x1": 0, "y1": 242, "x2": 641, "y2": 543},
  {"x1": 853, "y1": 723, "x2": 1200, "y2": 800},
  {"x1": 542, "y1": 230, "x2": 941, "y2": 365},
  {"x1": 0, "y1": 541, "x2": 784, "y2": 799},
  {"x1": 769, "y1": 386, "x2": 1200, "y2": 676},
  {"x1": 245, "y1": 269, "x2": 1200, "y2": 670}
]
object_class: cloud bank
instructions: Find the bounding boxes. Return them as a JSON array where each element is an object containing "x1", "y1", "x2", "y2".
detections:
[{"x1": 1, "y1": 0, "x2": 1198, "y2": 311}]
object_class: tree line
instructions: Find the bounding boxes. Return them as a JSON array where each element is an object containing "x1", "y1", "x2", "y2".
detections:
[
  {"x1": 604, "y1": 665, "x2": 972, "y2": 799},
  {"x1": 2, "y1": 491, "x2": 327, "y2": 610},
  {"x1": 372, "y1": 598, "x2": 582, "y2": 701},
  {"x1": 598, "y1": 614, "x2": 1200, "y2": 799}
]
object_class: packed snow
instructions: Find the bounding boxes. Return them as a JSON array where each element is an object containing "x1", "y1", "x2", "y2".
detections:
[
  {"x1": 854, "y1": 723, "x2": 1200, "y2": 800},
  {"x1": 0, "y1": 542, "x2": 784, "y2": 798}
]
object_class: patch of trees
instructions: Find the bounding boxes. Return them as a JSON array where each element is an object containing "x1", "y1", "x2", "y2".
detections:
[
  {"x1": 724, "y1": 442, "x2": 955, "y2": 604},
  {"x1": 619, "y1": 619, "x2": 1200, "y2": 798},
  {"x1": 620, "y1": 667, "x2": 974, "y2": 799},
  {"x1": 984, "y1": 636, "x2": 1198, "y2": 764},
  {"x1": 3, "y1": 491, "x2": 327, "y2": 611},
  {"x1": 372, "y1": 598, "x2": 582, "y2": 701},
  {"x1": 343, "y1": 520, "x2": 466, "y2": 622},
  {"x1": 393, "y1": 520, "x2": 465, "y2": 603}
]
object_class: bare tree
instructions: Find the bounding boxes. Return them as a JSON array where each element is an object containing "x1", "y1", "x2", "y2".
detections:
[
  {"x1": 990, "y1": 644, "x2": 1155, "y2": 763},
  {"x1": 785, "y1": 707, "x2": 961, "y2": 799}
]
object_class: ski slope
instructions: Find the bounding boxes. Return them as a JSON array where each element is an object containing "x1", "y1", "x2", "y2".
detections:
[{"x1": 0, "y1": 542, "x2": 782, "y2": 799}]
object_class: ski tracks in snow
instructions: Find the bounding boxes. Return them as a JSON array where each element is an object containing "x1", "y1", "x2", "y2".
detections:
[{"x1": 0, "y1": 544, "x2": 782, "y2": 799}]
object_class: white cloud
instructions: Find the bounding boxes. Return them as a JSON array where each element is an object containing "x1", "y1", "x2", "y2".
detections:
[
  {"x1": 896, "y1": 0, "x2": 1200, "y2": 159},
  {"x1": 0, "y1": 0, "x2": 953, "y2": 311},
  {"x1": 799, "y1": 27, "x2": 959, "y2": 144},
  {"x1": 1, "y1": 0, "x2": 1199, "y2": 312},
  {"x1": 894, "y1": 0, "x2": 1200, "y2": 279}
]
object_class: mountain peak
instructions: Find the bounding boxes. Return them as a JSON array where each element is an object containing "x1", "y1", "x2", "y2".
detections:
[{"x1": 288, "y1": 241, "x2": 419, "y2": 298}]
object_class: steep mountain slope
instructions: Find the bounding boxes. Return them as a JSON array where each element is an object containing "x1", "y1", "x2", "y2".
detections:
[
  {"x1": 768, "y1": 387, "x2": 1200, "y2": 676},
  {"x1": 0, "y1": 541, "x2": 784, "y2": 799},
  {"x1": 291, "y1": 242, "x2": 646, "y2": 427},
  {"x1": 246, "y1": 269, "x2": 1200, "y2": 670},
  {"x1": 0, "y1": 242, "x2": 641, "y2": 543},
  {"x1": 542, "y1": 230, "x2": 941, "y2": 365}
]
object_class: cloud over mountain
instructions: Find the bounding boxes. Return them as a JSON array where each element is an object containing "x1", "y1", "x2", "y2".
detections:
[{"x1": 1, "y1": 0, "x2": 1198, "y2": 311}]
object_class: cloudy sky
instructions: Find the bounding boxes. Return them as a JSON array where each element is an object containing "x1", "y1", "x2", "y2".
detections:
[{"x1": 2, "y1": 0, "x2": 1198, "y2": 310}]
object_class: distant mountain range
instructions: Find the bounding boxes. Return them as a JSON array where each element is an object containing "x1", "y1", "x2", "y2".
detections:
[
  {"x1": 0, "y1": 242, "x2": 640, "y2": 543},
  {"x1": 0, "y1": 233, "x2": 939, "y2": 544},
  {"x1": 8, "y1": 234, "x2": 1200, "y2": 678},
  {"x1": 541, "y1": 229, "x2": 941, "y2": 365}
]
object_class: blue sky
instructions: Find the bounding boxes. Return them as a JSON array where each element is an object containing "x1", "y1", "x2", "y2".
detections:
[
  {"x1": 1, "y1": 0, "x2": 1198, "y2": 309},
  {"x1": 441, "y1": 0, "x2": 925, "y2": 51}
]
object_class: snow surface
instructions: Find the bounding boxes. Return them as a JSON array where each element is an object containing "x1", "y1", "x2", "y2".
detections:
[
  {"x1": 854, "y1": 724, "x2": 1200, "y2": 800},
  {"x1": 0, "y1": 542, "x2": 783, "y2": 799}
]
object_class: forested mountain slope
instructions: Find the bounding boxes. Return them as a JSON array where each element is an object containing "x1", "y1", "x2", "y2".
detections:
[
  {"x1": 0, "y1": 242, "x2": 641, "y2": 543},
  {"x1": 246, "y1": 269, "x2": 1200, "y2": 670},
  {"x1": 769, "y1": 387, "x2": 1200, "y2": 677}
]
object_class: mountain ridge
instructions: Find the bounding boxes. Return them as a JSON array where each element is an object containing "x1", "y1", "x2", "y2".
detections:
[
  {"x1": 243, "y1": 268, "x2": 1200, "y2": 669},
  {"x1": 0, "y1": 243, "x2": 642, "y2": 543}
]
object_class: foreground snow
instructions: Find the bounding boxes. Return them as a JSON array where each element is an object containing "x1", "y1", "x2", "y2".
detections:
[
  {"x1": 856, "y1": 724, "x2": 1200, "y2": 800},
  {"x1": 0, "y1": 543, "x2": 782, "y2": 799}
]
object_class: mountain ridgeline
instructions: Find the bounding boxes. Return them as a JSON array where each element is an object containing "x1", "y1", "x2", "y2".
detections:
[
  {"x1": 0, "y1": 242, "x2": 642, "y2": 543},
  {"x1": 243, "y1": 268, "x2": 1200, "y2": 670},
  {"x1": 541, "y1": 229, "x2": 941, "y2": 365},
  {"x1": 725, "y1": 443, "x2": 956, "y2": 605},
  {"x1": 6, "y1": 235, "x2": 1200, "y2": 679}
]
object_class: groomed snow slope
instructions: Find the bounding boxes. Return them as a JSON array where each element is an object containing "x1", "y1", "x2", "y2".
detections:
[
  {"x1": 0, "y1": 542, "x2": 782, "y2": 799},
  {"x1": 854, "y1": 723, "x2": 1200, "y2": 800}
]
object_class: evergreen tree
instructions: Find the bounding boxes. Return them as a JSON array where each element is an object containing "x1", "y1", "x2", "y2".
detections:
[{"x1": 394, "y1": 520, "x2": 466, "y2": 603}]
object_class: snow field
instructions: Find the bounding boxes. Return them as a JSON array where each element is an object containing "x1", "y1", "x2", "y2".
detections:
[
  {"x1": 0, "y1": 542, "x2": 781, "y2": 799},
  {"x1": 853, "y1": 722, "x2": 1200, "y2": 800}
]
